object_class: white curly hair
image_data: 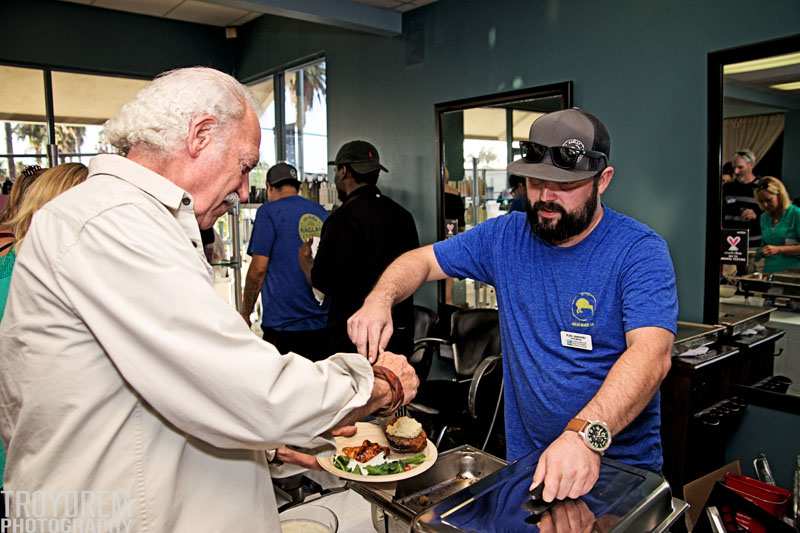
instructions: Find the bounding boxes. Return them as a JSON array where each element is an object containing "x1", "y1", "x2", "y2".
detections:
[{"x1": 104, "y1": 67, "x2": 257, "y2": 154}]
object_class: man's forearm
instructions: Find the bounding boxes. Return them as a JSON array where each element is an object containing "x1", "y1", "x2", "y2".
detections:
[
  {"x1": 366, "y1": 246, "x2": 443, "y2": 307},
  {"x1": 241, "y1": 274, "x2": 264, "y2": 317},
  {"x1": 576, "y1": 330, "x2": 672, "y2": 435}
]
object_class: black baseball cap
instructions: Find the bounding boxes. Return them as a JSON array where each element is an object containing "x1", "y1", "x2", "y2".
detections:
[
  {"x1": 266, "y1": 162, "x2": 299, "y2": 187},
  {"x1": 507, "y1": 108, "x2": 611, "y2": 182},
  {"x1": 328, "y1": 140, "x2": 389, "y2": 173}
]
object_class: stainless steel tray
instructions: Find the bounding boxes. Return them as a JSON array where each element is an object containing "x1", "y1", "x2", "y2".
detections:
[
  {"x1": 673, "y1": 321, "x2": 726, "y2": 357},
  {"x1": 718, "y1": 302, "x2": 776, "y2": 336},
  {"x1": 413, "y1": 450, "x2": 686, "y2": 532},
  {"x1": 351, "y1": 445, "x2": 507, "y2": 525}
]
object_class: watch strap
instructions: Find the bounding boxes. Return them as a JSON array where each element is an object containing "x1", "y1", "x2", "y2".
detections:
[{"x1": 565, "y1": 418, "x2": 589, "y2": 434}]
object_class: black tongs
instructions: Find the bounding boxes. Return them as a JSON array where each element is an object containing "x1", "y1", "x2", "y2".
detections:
[{"x1": 523, "y1": 483, "x2": 556, "y2": 523}]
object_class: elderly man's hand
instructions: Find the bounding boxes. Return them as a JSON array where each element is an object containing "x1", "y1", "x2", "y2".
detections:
[
  {"x1": 348, "y1": 297, "x2": 394, "y2": 363},
  {"x1": 531, "y1": 431, "x2": 600, "y2": 503},
  {"x1": 375, "y1": 352, "x2": 419, "y2": 406},
  {"x1": 273, "y1": 425, "x2": 357, "y2": 471},
  {"x1": 275, "y1": 446, "x2": 322, "y2": 470}
]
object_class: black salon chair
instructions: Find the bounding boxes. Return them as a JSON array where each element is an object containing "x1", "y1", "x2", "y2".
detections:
[
  {"x1": 408, "y1": 309, "x2": 503, "y2": 450},
  {"x1": 408, "y1": 305, "x2": 438, "y2": 382}
]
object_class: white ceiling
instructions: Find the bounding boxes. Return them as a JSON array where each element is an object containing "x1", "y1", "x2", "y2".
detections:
[
  {"x1": 60, "y1": 0, "x2": 261, "y2": 26},
  {"x1": 726, "y1": 62, "x2": 800, "y2": 95},
  {"x1": 59, "y1": 0, "x2": 435, "y2": 26},
  {"x1": 352, "y1": 0, "x2": 436, "y2": 13}
]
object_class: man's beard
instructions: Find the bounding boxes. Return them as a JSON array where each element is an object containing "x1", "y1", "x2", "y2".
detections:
[{"x1": 526, "y1": 180, "x2": 599, "y2": 244}]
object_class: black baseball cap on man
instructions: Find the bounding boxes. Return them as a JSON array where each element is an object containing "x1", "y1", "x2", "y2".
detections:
[
  {"x1": 507, "y1": 108, "x2": 611, "y2": 183},
  {"x1": 328, "y1": 140, "x2": 389, "y2": 174},
  {"x1": 266, "y1": 162, "x2": 299, "y2": 187}
]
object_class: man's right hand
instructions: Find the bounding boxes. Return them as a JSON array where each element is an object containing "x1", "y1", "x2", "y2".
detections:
[
  {"x1": 741, "y1": 208, "x2": 757, "y2": 221},
  {"x1": 374, "y1": 352, "x2": 419, "y2": 406},
  {"x1": 348, "y1": 297, "x2": 394, "y2": 362}
]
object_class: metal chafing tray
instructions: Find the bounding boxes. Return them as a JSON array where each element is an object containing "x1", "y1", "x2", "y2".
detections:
[
  {"x1": 718, "y1": 302, "x2": 776, "y2": 336},
  {"x1": 670, "y1": 321, "x2": 738, "y2": 368},
  {"x1": 351, "y1": 445, "x2": 508, "y2": 532},
  {"x1": 413, "y1": 450, "x2": 687, "y2": 532},
  {"x1": 673, "y1": 321, "x2": 725, "y2": 354},
  {"x1": 733, "y1": 270, "x2": 800, "y2": 303}
]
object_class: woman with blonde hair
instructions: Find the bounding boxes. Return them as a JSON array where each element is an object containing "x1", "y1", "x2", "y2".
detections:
[
  {"x1": 755, "y1": 176, "x2": 800, "y2": 273},
  {"x1": 1, "y1": 163, "x2": 88, "y2": 319}
]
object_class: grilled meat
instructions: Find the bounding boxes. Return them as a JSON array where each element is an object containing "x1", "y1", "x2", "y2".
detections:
[{"x1": 341, "y1": 440, "x2": 390, "y2": 463}]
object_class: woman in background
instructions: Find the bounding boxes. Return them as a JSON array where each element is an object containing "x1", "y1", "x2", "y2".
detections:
[
  {"x1": 0, "y1": 162, "x2": 87, "y2": 519},
  {"x1": 0, "y1": 165, "x2": 45, "y2": 227},
  {"x1": 0, "y1": 163, "x2": 88, "y2": 319},
  {"x1": 756, "y1": 176, "x2": 800, "y2": 273}
]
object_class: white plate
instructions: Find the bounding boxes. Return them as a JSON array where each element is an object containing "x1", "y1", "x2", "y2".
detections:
[{"x1": 317, "y1": 422, "x2": 438, "y2": 483}]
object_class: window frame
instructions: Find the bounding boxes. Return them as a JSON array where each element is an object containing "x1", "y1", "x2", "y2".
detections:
[
  {"x1": 240, "y1": 53, "x2": 327, "y2": 177},
  {"x1": 0, "y1": 61, "x2": 151, "y2": 176}
]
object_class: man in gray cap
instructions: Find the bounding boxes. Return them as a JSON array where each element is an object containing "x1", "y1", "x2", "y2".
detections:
[
  {"x1": 348, "y1": 109, "x2": 678, "y2": 502},
  {"x1": 300, "y1": 140, "x2": 419, "y2": 356},
  {"x1": 241, "y1": 162, "x2": 330, "y2": 360}
]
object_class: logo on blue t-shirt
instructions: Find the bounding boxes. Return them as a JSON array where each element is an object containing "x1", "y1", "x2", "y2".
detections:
[
  {"x1": 571, "y1": 292, "x2": 597, "y2": 326},
  {"x1": 298, "y1": 213, "x2": 324, "y2": 241}
]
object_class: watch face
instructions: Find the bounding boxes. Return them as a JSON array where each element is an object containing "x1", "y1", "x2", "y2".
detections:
[{"x1": 586, "y1": 423, "x2": 610, "y2": 451}]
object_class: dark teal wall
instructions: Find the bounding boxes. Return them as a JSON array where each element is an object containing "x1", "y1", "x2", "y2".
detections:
[
  {"x1": 238, "y1": 0, "x2": 800, "y2": 319},
  {"x1": 0, "y1": 0, "x2": 232, "y2": 77}
]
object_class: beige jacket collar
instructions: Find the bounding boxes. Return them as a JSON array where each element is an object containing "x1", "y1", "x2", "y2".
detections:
[{"x1": 88, "y1": 154, "x2": 188, "y2": 210}]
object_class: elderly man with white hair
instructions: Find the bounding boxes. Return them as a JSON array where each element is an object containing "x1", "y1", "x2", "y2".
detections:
[{"x1": 0, "y1": 67, "x2": 418, "y2": 532}]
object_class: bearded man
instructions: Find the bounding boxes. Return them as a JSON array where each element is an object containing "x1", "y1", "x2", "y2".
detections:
[{"x1": 347, "y1": 108, "x2": 678, "y2": 504}]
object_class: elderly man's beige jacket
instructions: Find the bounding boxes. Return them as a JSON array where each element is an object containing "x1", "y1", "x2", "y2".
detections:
[{"x1": 0, "y1": 154, "x2": 373, "y2": 532}]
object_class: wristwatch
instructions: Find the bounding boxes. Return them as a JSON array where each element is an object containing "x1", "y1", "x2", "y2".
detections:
[{"x1": 565, "y1": 418, "x2": 611, "y2": 454}]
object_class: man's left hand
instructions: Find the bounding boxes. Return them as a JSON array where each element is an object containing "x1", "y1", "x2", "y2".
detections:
[{"x1": 530, "y1": 431, "x2": 601, "y2": 502}]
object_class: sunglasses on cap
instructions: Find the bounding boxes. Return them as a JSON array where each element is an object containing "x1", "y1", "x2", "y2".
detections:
[{"x1": 519, "y1": 141, "x2": 608, "y2": 171}]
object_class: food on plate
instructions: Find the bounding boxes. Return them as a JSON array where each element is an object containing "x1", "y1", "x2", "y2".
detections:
[
  {"x1": 385, "y1": 416, "x2": 427, "y2": 453},
  {"x1": 332, "y1": 450, "x2": 426, "y2": 476},
  {"x1": 341, "y1": 440, "x2": 390, "y2": 463}
]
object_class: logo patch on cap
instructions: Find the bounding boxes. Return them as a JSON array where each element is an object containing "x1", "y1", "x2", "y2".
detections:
[
  {"x1": 562, "y1": 139, "x2": 585, "y2": 163},
  {"x1": 290, "y1": 168, "x2": 297, "y2": 179}
]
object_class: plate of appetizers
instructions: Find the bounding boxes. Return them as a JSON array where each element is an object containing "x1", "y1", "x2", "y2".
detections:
[{"x1": 317, "y1": 417, "x2": 438, "y2": 483}]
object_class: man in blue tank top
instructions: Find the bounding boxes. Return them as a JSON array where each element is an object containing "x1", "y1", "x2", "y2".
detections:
[
  {"x1": 241, "y1": 162, "x2": 330, "y2": 361},
  {"x1": 347, "y1": 108, "x2": 678, "y2": 504}
]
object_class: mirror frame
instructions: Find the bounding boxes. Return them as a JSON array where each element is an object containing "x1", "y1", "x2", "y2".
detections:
[
  {"x1": 433, "y1": 81, "x2": 573, "y2": 315},
  {"x1": 705, "y1": 34, "x2": 800, "y2": 323}
]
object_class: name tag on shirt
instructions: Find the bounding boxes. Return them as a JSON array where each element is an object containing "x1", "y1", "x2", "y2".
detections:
[{"x1": 561, "y1": 331, "x2": 593, "y2": 351}]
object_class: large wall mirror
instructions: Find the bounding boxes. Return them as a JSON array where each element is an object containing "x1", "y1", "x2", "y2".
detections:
[
  {"x1": 435, "y1": 82, "x2": 572, "y2": 315},
  {"x1": 706, "y1": 34, "x2": 800, "y2": 381}
]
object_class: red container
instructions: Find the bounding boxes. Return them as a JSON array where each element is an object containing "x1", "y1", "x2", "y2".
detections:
[{"x1": 722, "y1": 473, "x2": 791, "y2": 518}]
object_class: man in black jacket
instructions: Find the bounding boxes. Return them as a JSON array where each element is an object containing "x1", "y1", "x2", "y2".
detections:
[{"x1": 301, "y1": 140, "x2": 419, "y2": 356}]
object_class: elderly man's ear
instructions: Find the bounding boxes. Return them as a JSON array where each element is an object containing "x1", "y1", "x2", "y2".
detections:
[{"x1": 186, "y1": 115, "x2": 218, "y2": 157}]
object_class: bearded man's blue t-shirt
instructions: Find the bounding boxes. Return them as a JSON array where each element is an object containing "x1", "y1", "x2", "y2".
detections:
[{"x1": 432, "y1": 208, "x2": 677, "y2": 472}]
